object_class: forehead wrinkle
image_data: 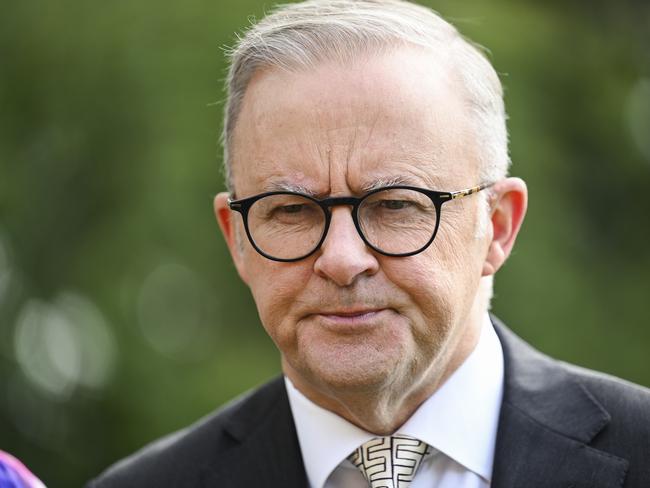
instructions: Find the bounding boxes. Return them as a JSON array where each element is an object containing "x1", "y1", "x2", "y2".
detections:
[
  {"x1": 344, "y1": 118, "x2": 371, "y2": 184},
  {"x1": 318, "y1": 96, "x2": 386, "y2": 193}
]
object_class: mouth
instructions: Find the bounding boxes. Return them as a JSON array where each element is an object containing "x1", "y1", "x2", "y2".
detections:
[{"x1": 311, "y1": 308, "x2": 391, "y2": 329}]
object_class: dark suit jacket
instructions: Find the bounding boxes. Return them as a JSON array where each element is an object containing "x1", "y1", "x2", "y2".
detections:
[{"x1": 88, "y1": 317, "x2": 650, "y2": 487}]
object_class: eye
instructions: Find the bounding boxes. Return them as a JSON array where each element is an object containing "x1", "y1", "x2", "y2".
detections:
[
  {"x1": 278, "y1": 204, "x2": 306, "y2": 214},
  {"x1": 265, "y1": 200, "x2": 321, "y2": 222},
  {"x1": 379, "y1": 200, "x2": 412, "y2": 210}
]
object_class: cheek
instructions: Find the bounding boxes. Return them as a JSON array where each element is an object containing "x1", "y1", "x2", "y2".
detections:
[
  {"x1": 384, "y1": 230, "x2": 483, "y2": 328},
  {"x1": 245, "y1": 259, "x2": 312, "y2": 340},
  {"x1": 435, "y1": 206, "x2": 487, "y2": 270},
  {"x1": 432, "y1": 228, "x2": 487, "y2": 316},
  {"x1": 384, "y1": 255, "x2": 455, "y2": 327}
]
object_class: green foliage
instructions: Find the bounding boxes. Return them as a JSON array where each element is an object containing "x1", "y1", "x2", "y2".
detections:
[{"x1": 0, "y1": 1, "x2": 648, "y2": 486}]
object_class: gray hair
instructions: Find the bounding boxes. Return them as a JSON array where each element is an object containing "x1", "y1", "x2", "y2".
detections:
[{"x1": 222, "y1": 0, "x2": 510, "y2": 191}]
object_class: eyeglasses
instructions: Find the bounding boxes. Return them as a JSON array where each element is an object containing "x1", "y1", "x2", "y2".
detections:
[{"x1": 228, "y1": 182, "x2": 493, "y2": 262}]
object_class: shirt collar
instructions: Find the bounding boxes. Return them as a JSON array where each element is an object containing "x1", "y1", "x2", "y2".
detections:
[
  {"x1": 286, "y1": 314, "x2": 504, "y2": 488},
  {"x1": 285, "y1": 378, "x2": 368, "y2": 488}
]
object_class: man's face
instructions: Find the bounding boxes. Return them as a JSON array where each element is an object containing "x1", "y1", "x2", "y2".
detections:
[{"x1": 219, "y1": 47, "x2": 494, "y2": 404}]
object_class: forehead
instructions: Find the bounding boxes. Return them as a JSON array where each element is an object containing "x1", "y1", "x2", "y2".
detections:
[{"x1": 230, "y1": 47, "x2": 479, "y2": 196}]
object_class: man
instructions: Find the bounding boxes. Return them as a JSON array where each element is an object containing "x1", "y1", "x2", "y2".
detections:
[{"x1": 88, "y1": 0, "x2": 650, "y2": 486}]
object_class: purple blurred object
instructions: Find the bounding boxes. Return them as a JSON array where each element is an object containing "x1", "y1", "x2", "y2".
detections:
[{"x1": 0, "y1": 450, "x2": 46, "y2": 488}]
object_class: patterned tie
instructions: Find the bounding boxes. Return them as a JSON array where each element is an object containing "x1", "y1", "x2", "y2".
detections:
[{"x1": 348, "y1": 434, "x2": 430, "y2": 488}]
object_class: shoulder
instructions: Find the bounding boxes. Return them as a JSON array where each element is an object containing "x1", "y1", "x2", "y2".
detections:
[
  {"x1": 564, "y1": 362, "x2": 650, "y2": 435},
  {"x1": 564, "y1": 364, "x2": 650, "y2": 486},
  {"x1": 567, "y1": 361, "x2": 650, "y2": 404},
  {"x1": 86, "y1": 377, "x2": 287, "y2": 488},
  {"x1": 496, "y1": 316, "x2": 650, "y2": 429},
  {"x1": 494, "y1": 316, "x2": 650, "y2": 485}
]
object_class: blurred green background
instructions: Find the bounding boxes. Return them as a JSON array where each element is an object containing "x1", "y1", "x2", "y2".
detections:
[{"x1": 1, "y1": 0, "x2": 649, "y2": 486}]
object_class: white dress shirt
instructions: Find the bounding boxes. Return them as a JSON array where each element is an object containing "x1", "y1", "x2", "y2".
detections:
[{"x1": 285, "y1": 314, "x2": 504, "y2": 488}]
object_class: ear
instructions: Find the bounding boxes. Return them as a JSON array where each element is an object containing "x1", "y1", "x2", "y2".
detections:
[
  {"x1": 482, "y1": 177, "x2": 528, "y2": 276},
  {"x1": 214, "y1": 192, "x2": 250, "y2": 284}
]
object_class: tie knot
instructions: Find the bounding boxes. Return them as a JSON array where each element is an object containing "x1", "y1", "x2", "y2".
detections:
[{"x1": 348, "y1": 434, "x2": 430, "y2": 488}]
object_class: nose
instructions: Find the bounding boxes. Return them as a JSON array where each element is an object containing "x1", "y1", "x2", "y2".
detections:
[{"x1": 313, "y1": 206, "x2": 379, "y2": 286}]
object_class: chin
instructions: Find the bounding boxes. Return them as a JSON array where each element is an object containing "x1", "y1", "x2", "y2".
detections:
[{"x1": 300, "y1": 343, "x2": 414, "y2": 394}]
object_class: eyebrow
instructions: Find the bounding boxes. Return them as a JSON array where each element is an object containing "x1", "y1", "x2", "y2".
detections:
[
  {"x1": 261, "y1": 174, "x2": 427, "y2": 198},
  {"x1": 264, "y1": 175, "x2": 424, "y2": 197},
  {"x1": 361, "y1": 175, "x2": 420, "y2": 192},
  {"x1": 265, "y1": 180, "x2": 318, "y2": 196}
]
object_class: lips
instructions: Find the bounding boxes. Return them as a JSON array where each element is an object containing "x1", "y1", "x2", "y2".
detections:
[
  {"x1": 309, "y1": 308, "x2": 391, "y2": 330},
  {"x1": 318, "y1": 309, "x2": 383, "y2": 318}
]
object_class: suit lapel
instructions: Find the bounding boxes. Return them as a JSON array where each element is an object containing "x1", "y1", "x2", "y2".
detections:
[
  {"x1": 492, "y1": 318, "x2": 628, "y2": 488},
  {"x1": 199, "y1": 378, "x2": 309, "y2": 488}
]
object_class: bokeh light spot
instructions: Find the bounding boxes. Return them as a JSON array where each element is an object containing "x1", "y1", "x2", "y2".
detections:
[
  {"x1": 55, "y1": 292, "x2": 118, "y2": 389},
  {"x1": 137, "y1": 262, "x2": 218, "y2": 361},
  {"x1": 13, "y1": 292, "x2": 117, "y2": 399},
  {"x1": 625, "y1": 78, "x2": 650, "y2": 161}
]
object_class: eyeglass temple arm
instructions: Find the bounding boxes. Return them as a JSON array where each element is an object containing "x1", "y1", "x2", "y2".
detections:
[
  {"x1": 227, "y1": 197, "x2": 242, "y2": 210},
  {"x1": 449, "y1": 182, "x2": 494, "y2": 200}
]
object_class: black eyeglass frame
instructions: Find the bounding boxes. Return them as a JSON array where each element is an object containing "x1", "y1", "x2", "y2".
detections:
[{"x1": 228, "y1": 182, "x2": 494, "y2": 262}]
